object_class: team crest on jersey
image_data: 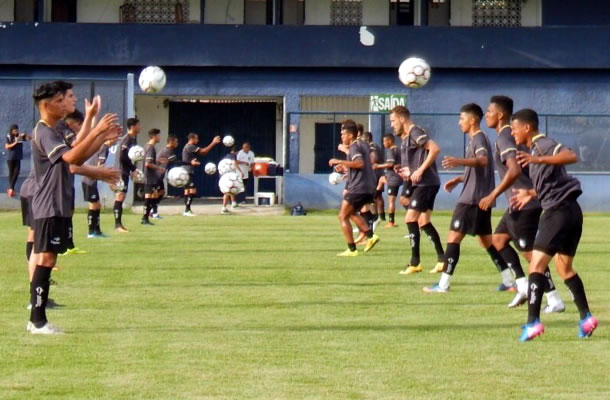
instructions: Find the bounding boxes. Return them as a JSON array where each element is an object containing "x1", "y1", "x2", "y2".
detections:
[
  {"x1": 518, "y1": 238, "x2": 527, "y2": 249},
  {"x1": 453, "y1": 220, "x2": 460, "y2": 229},
  {"x1": 411, "y1": 200, "x2": 417, "y2": 207}
]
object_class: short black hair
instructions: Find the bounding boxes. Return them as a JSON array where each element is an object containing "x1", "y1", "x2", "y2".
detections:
[
  {"x1": 32, "y1": 81, "x2": 73, "y2": 105},
  {"x1": 65, "y1": 110, "x2": 84, "y2": 123},
  {"x1": 490, "y1": 95, "x2": 513, "y2": 117},
  {"x1": 512, "y1": 108, "x2": 539, "y2": 131},
  {"x1": 167, "y1": 134, "x2": 177, "y2": 143},
  {"x1": 341, "y1": 119, "x2": 358, "y2": 135},
  {"x1": 126, "y1": 118, "x2": 140, "y2": 129},
  {"x1": 390, "y1": 105, "x2": 410, "y2": 118},
  {"x1": 363, "y1": 131, "x2": 373, "y2": 141},
  {"x1": 148, "y1": 128, "x2": 161, "y2": 138},
  {"x1": 231, "y1": 145, "x2": 238, "y2": 152},
  {"x1": 460, "y1": 103, "x2": 484, "y2": 122},
  {"x1": 187, "y1": 132, "x2": 198, "y2": 141},
  {"x1": 9, "y1": 124, "x2": 18, "y2": 132},
  {"x1": 357, "y1": 123, "x2": 364, "y2": 134},
  {"x1": 383, "y1": 134, "x2": 394, "y2": 142}
]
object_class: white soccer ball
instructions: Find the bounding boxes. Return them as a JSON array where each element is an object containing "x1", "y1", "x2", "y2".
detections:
[
  {"x1": 398, "y1": 57, "x2": 431, "y2": 89},
  {"x1": 218, "y1": 172, "x2": 244, "y2": 195},
  {"x1": 328, "y1": 172, "x2": 344, "y2": 185},
  {"x1": 204, "y1": 162, "x2": 217, "y2": 175},
  {"x1": 222, "y1": 135, "x2": 235, "y2": 147},
  {"x1": 168, "y1": 166, "x2": 190, "y2": 188},
  {"x1": 128, "y1": 145, "x2": 145, "y2": 162},
  {"x1": 132, "y1": 169, "x2": 145, "y2": 184},
  {"x1": 217, "y1": 158, "x2": 236, "y2": 175},
  {"x1": 138, "y1": 66, "x2": 167, "y2": 94},
  {"x1": 109, "y1": 178, "x2": 125, "y2": 193}
]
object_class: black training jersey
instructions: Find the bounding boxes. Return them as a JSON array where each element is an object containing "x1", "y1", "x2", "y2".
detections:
[
  {"x1": 458, "y1": 131, "x2": 495, "y2": 205},
  {"x1": 403, "y1": 125, "x2": 440, "y2": 187},
  {"x1": 115, "y1": 134, "x2": 137, "y2": 173},
  {"x1": 56, "y1": 120, "x2": 76, "y2": 147},
  {"x1": 369, "y1": 141, "x2": 385, "y2": 180},
  {"x1": 156, "y1": 146, "x2": 176, "y2": 178},
  {"x1": 182, "y1": 143, "x2": 201, "y2": 174},
  {"x1": 81, "y1": 145, "x2": 107, "y2": 186},
  {"x1": 384, "y1": 146, "x2": 403, "y2": 187},
  {"x1": 5, "y1": 133, "x2": 24, "y2": 160},
  {"x1": 144, "y1": 143, "x2": 158, "y2": 185},
  {"x1": 494, "y1": 126, "x2": 541, "y2": 210},
  {"x1": 31, "y1": 120, "x2": 73, "y2": 219},
  {"x1": 20, "y1": 168, "x2": 36, "y2": 199},
  {"x1": 347, "y1": 141, "x2": 376, "y2": 195},
  {"x1": 528, "y1": 134, "x2": 582, "y2": 209}
]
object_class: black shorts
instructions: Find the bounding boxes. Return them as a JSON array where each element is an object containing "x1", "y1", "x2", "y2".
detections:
[
  {"x1": 407, "y1": 185, "x2": 439, "y2": 212},
  {"x1": 387, "y1": 184, "x2": 401, "y2": 197},
  {"x1": 344, "y1": 193, "x2": 374, "y2": 211},
  {"x1": 121, "y1": 172, "x2": 130, "y2": 193},
  {"x1": 494, "y1": 208, "x2": 542, "y2": 252},
  {"x1": 156, "y1": 178, "x2": 166, "y2": 193},
  {"x1": 400, "y1": 182, "x2": 414, "y2": 198},
  {"x1": 144, "y1": 184, "x2": 157, "y2": 195},
  {"x1": 534, "y1": 200, "x2": 582, "y2": 257},
  {"x1": 185, "y1": 173, "x2": 196, "y2": 189},
  {"x1": 33, "y1": 217, "x2": 73, "y2": 255},
  {"x1": 82, "y1": 182, "x2": 100, "y2": 203},
  {"x1": 450, "y1": 203, "x2": 492, "y2": 236},
  {"x1": 21, "y1": 196, "x2": 34, "y2": 227}
]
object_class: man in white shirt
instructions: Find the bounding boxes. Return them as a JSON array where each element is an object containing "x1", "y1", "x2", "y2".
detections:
[{"x1": 236, "y1": 142, "x2": 255, "y2": 204}]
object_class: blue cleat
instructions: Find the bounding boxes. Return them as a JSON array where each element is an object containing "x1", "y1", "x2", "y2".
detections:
[
  {"x1": 423, "y1": 283, "x2": 449, "y2": 293},
  {"x1": 497, "y1": 283, "x2": 517, "y2": 292},
  {"x1": 519, "y1": 320, "x2": 545, "y2": 342},
  {"x1": 578, "y1": 313, "x2": 598, "y2": 338}
]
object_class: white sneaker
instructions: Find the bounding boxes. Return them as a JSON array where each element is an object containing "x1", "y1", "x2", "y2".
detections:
[
  {"x1": 372, "y1": 219, "x2": 380, "y2": 232},
  {"x1": 183, "y1": 211, "x2": 196, "y2": 217},
  {"x1": 26, "y1": 321, "x2": 33, "y2": 332},
  {"x1": 151, "y1": 213, "x2": 162, "y2": 219},
  {"x1": 507, "y1": 291, "x2": 528, "y2": 308},
  {"x1": 221, "y1": 207, "x2": 230, "y2": 214},
  {"x1": 231, "y1": 202, "x2": 238, "y2": 208},
  {"x1": 543, "y1": 302, "x2": 566, "y2": 314},
  {"x1": 30, "y1": 322, "x2": 63, "y2": 335}
]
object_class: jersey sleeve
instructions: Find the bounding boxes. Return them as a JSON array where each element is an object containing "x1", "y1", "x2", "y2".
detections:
[
  {"x1": 473, "y1": 134, "x2": 489, "y2": 157},
  {"x1": 497, "y1": 134, "x2": 518, "y2": 164},
  {"x1": 349, "y1": 143, "x2": 363, "y2": 161},
  {"x1": 384, "y1": 148, "x2": 395, "y2": 165},
  {"x1": 411, "y1": 127, "x2": 429, "y2": 146},
  {"x1": 145, "y1": 146, "x2": 155, "y2": 163},
  {"x1": 38, "y1": 126, "x2": 69, "y2": 164}
]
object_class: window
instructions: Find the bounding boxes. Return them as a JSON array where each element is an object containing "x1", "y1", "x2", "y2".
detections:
[
  {"x1": 390, "y1": 0, "x2": 413, "y2": 26},
  {"x1": 119, "y1": 0, "x2": 190, "y2": 24},
  {"x1": 472, "y1": 0, "x2": 521, "y2": 27},
  {"x1": 331, "y1": 0, "x2": 362, "y2": 26}
]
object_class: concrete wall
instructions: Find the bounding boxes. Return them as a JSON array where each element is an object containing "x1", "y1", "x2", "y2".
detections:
[
  {"x1": 0, "y1": 0, "x2": 14, "y2": 21},
  {"x1": 205, "y1": 0, "x2": 244, "y2": 24},
  {"x1": 363, "y1": 0, "x2": 388, "y2": 26},
  {"x1": 450, "y1": 0, "x2": 472, "y2": 26},
  {"x1": 305, "y1": 0, "x2": 330, "y2": 25},
  {"x1": 77, "y1": 0, "x2": 201, "y2": 23}
]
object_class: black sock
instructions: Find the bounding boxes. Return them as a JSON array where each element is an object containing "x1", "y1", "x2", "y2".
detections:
[
  {"x1": 443, "y1": 243, "x2": 460, "y2": 275},
  {"x1": 406, "y1": 222, "x2": 421, "y2": 266},
  {"x1": 380, "y1": 212, "x2": 386, "y2": 221},
  {"x1": 185, "y1": 195, "x2": 193, "y2": 212},
  {"x1": 143, "y1": 199, "x2": 151, "y2": 221},
  {"x1": 389, "y1": 213, "x2": 395, "y2": 224},
  {"x1": 26, "y1": 241, "x2": 33, "y2": 261},
  {"x1": 94, "y1": 210, "x2": 102, "y2": 234},
  {"x1": 87, "y1": 210, "x2": 95, "y2": 234},
  {"x1": 420, "y1": 223, "x2": 445, "y2": 261},
  {"x1": 348, "y1": 242, "x2": 356, "y2": 251},
  {"x1": 361, "y1": 211, "x2": 373, "y2": 230},
  {"x1": 499, "y1": 245, "x2": 525, "y2": 279},
  {"x1": 487, "y1": 245, "x2": 510, "y2": 272},
  {"x1": 543, "y1": 267, "x2": 556, "y2": 293},
  {"x1": 564, "y1": 274, "x2": 590, "y2": 319},
  {"x1": 30, "y1": 265, "x2": 52, "y2": 328},
  {"x1": 114, "y1": 201, "x2": 123, "y2": 227},
  {"x1": 152, "y1": 198, "x2": 159, "y2": 215},
  {"x1": 527, "y1": 273, "x2": 547, "y2": 324}
]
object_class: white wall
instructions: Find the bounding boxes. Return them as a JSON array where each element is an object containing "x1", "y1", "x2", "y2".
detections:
[
  {"x1": 205, "y1": 0, "x2": 244, "y2": 24},
  {"x1": 305, "y1": 0, "x2": 330, "y2": 25},
  {"x1": 0, "y1": 0, "x2": 14, "y2": 21},
  {"x1": 450, "y1": 0, "x2": 472, "y2": 26},
  {"x1": 77, "y1": 0, "x2": 122, "y2": 23},
  {"x1": 363, "y1": 0, "x2": 388, "y2": 26},
  {"x1": 521, "y1": 0, "x2": 541, "y2": 27}
]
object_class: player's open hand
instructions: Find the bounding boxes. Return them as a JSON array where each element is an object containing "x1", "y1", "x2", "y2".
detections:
[
  {"x1": 212, "y1": 136, "x2": 222, "y2": 144},
  {"x1": 191, "y1": 159, "x2": 201, "y2": 166},
  {"x1": 398, "y1": 167, "x2": 411, "y2": 181},
  {"x1": 103, "y1": 123, "x2": 122, "y2": 142},
  {"x1": 329, "y1": 158, "x2": 341, "y2": 167},
  {"x1": 479, "y1": 193, "x2": 495, "y2": 211},
  {"x1": 410, "y1": 168, "x2": 423, "y2": 183},
  {"x1": 85, "y1": 96, "x2": 99, "y2": 117},
  {"x1": 516, "y1": 151, "x2": 537, "y2": 168},
  {"x1": 442, "y1": 156, "x2": 459, "y2": 170},
  {"x1": 443, "y1": 177, "x2": 460, "y2": 193},
  {"x1": 99, "y1": 168, "x2": 121, "y2": 184},
  {"x1": 95, "y1": 113, "x2": 118, "y2": 134},
  {"x1": 509, "y1": 188, "x2": 533, "y2": 210}
]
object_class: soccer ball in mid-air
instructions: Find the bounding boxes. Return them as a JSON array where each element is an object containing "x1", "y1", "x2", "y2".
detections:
[
  {"x1": 217, "y1": 158, "x2": 236, "y2": 175},
  {"x1": 328, "y1": 172, "x2": 344, "y2": 185},
  {"x1": 204, "y1": 162, "x2": 217, "y2": 175},
  {"x1": 218, "y1": 172, "x2": 244, "y2": 195},
  {"x1": 109, "y1": 178, "x2": 125, "y2": 193},
  {"x1": 128, "y1": 145, "x2": 145, "y2": 162},
  {"x1": 398, "y1": 57, "x2": 431, "y2": 89},
  {"x1": 168, "y1": 166, "x2": 190, "y2": 188},
  {"x1": 132, "y1": 169, "x2": 145, "y2": 184},
  {"x1": 222, "y1": 135, "x2": 235, "y2": 147},
  {"x1": 138, "y1": 66, "x2": 167, "y2": 94}
]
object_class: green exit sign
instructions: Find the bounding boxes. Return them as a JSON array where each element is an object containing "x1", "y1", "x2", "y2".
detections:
[{"x1": 369, "y1": 94, "x2": 407, "y2": 112}]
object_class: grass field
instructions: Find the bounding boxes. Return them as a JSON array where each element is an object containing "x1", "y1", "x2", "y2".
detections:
[{"x1": 0, "y1": 209, "x2": 608, "y2": 399}]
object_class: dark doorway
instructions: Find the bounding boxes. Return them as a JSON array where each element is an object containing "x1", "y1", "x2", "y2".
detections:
[
  {"x1": 314, "y1": 122, "x2": 343, "y2": 174},
  {"x1": 168, "y1": 101, "x2": 277, "y2": 197},
  {"x1": 390, "y1": 0, "x2": 414, "y2": 26},
  {"x1": 52, "y1": 0, "x2": 77, "y2": 22}
]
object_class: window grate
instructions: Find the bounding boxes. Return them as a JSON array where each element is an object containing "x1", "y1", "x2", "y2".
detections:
[
  {"x1": 331, "y1": 0, "x2": 363, "y2": 26},
  {"x1": 472, "y1": 0, "x2": 521, "y2": 27}
]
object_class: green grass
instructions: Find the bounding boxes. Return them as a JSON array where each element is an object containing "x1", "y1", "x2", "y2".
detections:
[{"x1": 0, "y1": 210, "x2": 608, "y2": 399}]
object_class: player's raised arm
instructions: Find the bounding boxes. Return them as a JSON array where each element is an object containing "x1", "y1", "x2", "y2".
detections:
[{"x1": 197, "y1": 135, "x2": 222, "y2": 156}]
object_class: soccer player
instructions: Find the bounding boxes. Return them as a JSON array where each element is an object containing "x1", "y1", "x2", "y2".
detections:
[
  {"x1": 329, "y1": 120, "x2": 380, "y2": 256},
  {"x1": 509, "y1": 109, "x2": 597, "y2": 341},
  {"x1": 181, "y1": 132, "x2": 221, "y2": 216},
  {"x1": 5, "y1": 124, "x2": 30, "y2": 197},
  {"x1": 364, "y1": 131, "x2": 385, "y2": 227},
  {"x1": 221, "y1": 146, "x2": 240, "y2": 214},
  {"x1": 390, "y1": 106, "x2": 445, "y2": 275},
  {"x1": 376, "y1": 134, "x2": 402, "y2": 227},
  {"x1": 113, "y1": 118, "x2": 141, "y2": 232},
  {"x1": 480, "y1": 96, "x2": 565, "y2": 311},
  {"x1": 424, "y1": 103, "x2": 512, "y2": 293},
  {"x1": 152, "y1": 134, "x2": 179, "y2": 218},
  {"x1": 141, "y1": 129, "x2": 165, "y2": 225},
  {"x1": 236, "y1": 141, "x2": 255, "y2": 205},
  {"x1": 28, "y1": 81, "x2": 119, "y2": 334}
]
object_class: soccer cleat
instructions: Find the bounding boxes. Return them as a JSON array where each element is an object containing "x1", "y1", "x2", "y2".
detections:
[
  {"x1": 519, "y1": 320, "x2": 545, "y2": 342},
  {"x1": 221, "y1": 207, "x2": 230, "y2": 214},
  {"x1": 429, "y1": 262, "x2": 444, "y2": 274},
  {"x1": 423, "y1": 283, "x2": 449, "y2": 293},
  {"x1": 183, "y1": 211, "x2": 196, "y2": 217},
  {"x1": 542, "y1": 302, "x2": 566, "y2": 314},
  {"x1": 94, "y1": 232, "x2": 109, "y2": 238},
  {"x1": 30, "y1": 322, "x2": 63, "y2": 335},
  {"x1": 151, "y1": 213, "x2": 163, "y2": 219},
  {"x1": 372, "y1": 219, "x2": 380, "y2": 232},
  {"x1": 115, "y1": 225, "x2": 129, "y2": 233},
  {"x1": 140, "y1": 219, "x2": 154, "y2": 225},
  {"x1": 578, "y1": 313, "x2": 598, "y2": 338},
  {"x1": 497, "y1": 283, "x2": 517, "y2": 292},
  {"x1": 508, "y1": 291, "x2": 528, "y2": 308},
  {"x1": 399, "y1": 265, "x2": 423, "y2": 275},
  {"x1": 26, "y1": 321, "x2": 33, "y2": 332},
  {"x1": 65, "y1": 247, "x2": 86, "y2": 255},
  {"x1": 363, "y1": 234, "x2": 380, "y2": 253},
  {"x1": 87, "y1": 233, "x2": 96, "y2": 239},
  {"x1": 384, "y1": 222, "x2": 397, "y2": 228},
  {"x1": 337, "y1": 249, "x2": 359, "y2": 257}
]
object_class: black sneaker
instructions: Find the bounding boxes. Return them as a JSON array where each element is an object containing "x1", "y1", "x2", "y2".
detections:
[{"x1": 141, "y1": 219, "x2": 154, "y2": 225}]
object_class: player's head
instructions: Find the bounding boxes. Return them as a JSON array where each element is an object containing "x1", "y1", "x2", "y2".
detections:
[
  {"x1": 187, "y1": 132, "x2": 199, "y2": 144},
  {"x1": 242, "y1": 141, "x2": 251, "y2": 152},
  {"x1": 382, "y1": 134, "x2": 394, "y2": 148},
  {"x1": 65, "y1": 110, "x2": 84, "y2": 133},
  {"x1": 231, "y1": 145, "x2": 238, "y2": 153},
  {"x1": 167, "y1": 134, "x2": 178, "y2": 148},
  {"x1": 9, "y1": 124, "x2": 18, "y2": 135},
  {"x1": 389, "y1": 105, "x2": 411, "y2": 136},
  {"x1": 148, "y1": 128, "x2": 161, "y2": 143},
  {"x1": 33, "y1": 81, "x2": 75, "y2": 119},
  {"x1": 511, "y1": 108, "x2": 539, "y2": 146},
  {"x1": 486, "y1": 95, "x2": 513, "y2": 129},
  {"x1": 357, "y1": 123, "x2": 364, "y2": 139},
  {"x1": 126, "y1": 117, "x2": 140, "y2": 135},
  {"x1": 341, "y1": 119, "x2": 358, "y2": 144},
  {"x1": 459, "y1": 103, "x2": 483, "y2": 133},
  {"x1": 362, "y1": 131, "x2": 373, "y2": 143}
]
